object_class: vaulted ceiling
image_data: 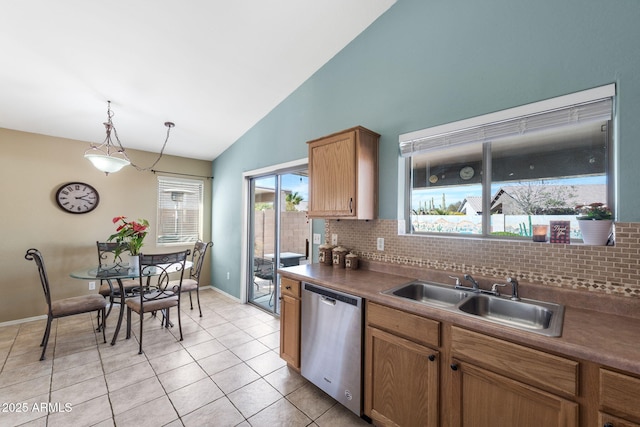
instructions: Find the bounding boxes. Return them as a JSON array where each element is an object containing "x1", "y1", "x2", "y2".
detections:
[{"x1": 0, "y1": 0, "x2": 395, "y2": 160}]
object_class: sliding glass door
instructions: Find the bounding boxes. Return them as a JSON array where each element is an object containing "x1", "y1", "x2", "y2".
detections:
[{"x1": 248, "y1": 169, "x2": 309, "y2": 313}]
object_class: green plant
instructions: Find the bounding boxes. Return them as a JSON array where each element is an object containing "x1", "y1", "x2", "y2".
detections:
[
  {"x1": 575, "y1": 203, "x2": 613, "y2": 220},
  {"x1": 108, "y1": 216, "x2": 149, "y2": 258}
]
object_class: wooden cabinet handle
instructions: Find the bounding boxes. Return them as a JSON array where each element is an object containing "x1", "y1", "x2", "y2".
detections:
[
  {"x1": 428, "y1": 354, "x2": 436, "y2": 362},
  {"x1": 450, "y1": 363, "x2": 458, "y2": 371}
]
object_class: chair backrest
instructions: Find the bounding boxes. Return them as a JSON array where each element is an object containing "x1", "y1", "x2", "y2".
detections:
[
  {"x1": 138, "y1": 250, "x2": 190, "y2": 302},
  {"x1": 190, "y1": 240, "x2": 212, "y2": 281},
  {"x1": 96, "y1": 241, "x2": 129, "y2": 267},
  {"x1": 25, "y1": 248, "x2": 52, "y2": 314},
  {"x1": 254, "y1": 257, "x2": 274, "y2": 280}
]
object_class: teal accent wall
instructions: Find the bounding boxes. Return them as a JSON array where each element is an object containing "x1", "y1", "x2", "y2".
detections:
[{"x1": 212, "y1": 0, "x2": 640, "y2": 297}]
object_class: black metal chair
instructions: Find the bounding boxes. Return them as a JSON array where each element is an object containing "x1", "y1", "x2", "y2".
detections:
[
  {"x1": 168, "y1": 240, "x2": 212, "y2": 317},
  {"x1": 96, "y1": 241, "x2": 139, "y2": 328},
  {"x1": 25, "y1": 248, "x2": 107, "y2": 361},
  {"x1": 125, "y1": 250, "x2": 189, "y2": 354},
  {"x1": 254, "y1": 257, "x2": 279, "y2": 306}
]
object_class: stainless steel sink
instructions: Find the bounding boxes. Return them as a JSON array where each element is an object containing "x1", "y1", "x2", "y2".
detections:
[
  {"x1": 457, "y1": 294, "x2": 564, "y2": 337},
  {"x1": 383, "y1": 281, "x2": 469, "y2": 307},
  {"x1": 382, "y1": 281, "x2": 564, "y2": 337}
]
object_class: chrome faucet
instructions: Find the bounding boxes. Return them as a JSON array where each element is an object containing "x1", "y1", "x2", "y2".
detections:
[
  {"x1": 507, "y1": 277, "x2": 520, "y2": 301},
  {"x1": 463, "y1": 274, "x2": 480, "y2": 291}
]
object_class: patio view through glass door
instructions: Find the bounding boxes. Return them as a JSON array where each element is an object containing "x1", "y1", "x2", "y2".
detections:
[{"x1": 248, "y1": 169, "x2": 309, "y2": 313}]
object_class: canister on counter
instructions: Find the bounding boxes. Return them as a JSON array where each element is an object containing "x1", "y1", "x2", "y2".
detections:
[
  {"x1": 345, "y1": 252, "x2": 359, "y2": 270},
  {"x1": 318, "y1": 244, "x2": 335, "y2": 266},
  {"x1": 332, "y1": 246, "x2": 348, "y2": 268}
]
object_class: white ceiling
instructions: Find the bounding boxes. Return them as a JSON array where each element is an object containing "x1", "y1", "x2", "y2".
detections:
[{"x1": 0, "y1": 0, "x2": 395, "y2": 161}]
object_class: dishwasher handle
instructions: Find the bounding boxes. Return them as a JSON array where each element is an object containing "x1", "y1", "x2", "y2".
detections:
[
  {"x1": 320, "y1": 296, "x2": 336, "y2": 306},
  {"x1": 303, "y1": 282, "x2": 361, "y2": 307}
]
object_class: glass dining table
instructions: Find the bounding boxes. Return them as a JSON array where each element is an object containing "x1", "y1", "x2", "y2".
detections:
[{"x1": 70, "y1": 261, "x2": 192, "y2": 345}]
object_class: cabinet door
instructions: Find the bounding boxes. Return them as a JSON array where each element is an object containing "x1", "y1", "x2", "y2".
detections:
[
  {"x1": 600, "y1": 369, "x2": 640, "y2": 423},
  {"x1": 600, "y1": 413, "x2": 640, "y2": 427},
  {"x1": 365, "y1": 326, "x2": 439, "y2": 427},
  {"x1": 279, "y1": 292, "x2": 300, "y2": 369},
  {"x1": 450, "y1": 360, "x2": 578, "y2": 427},
  {"x1": 308, "y1": 131, "x2": 356, "y2": 217}
]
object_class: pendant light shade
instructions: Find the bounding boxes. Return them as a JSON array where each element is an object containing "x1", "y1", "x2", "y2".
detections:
[{"x1": 84, "y1": 101, "x2": 174, "y2": 175}]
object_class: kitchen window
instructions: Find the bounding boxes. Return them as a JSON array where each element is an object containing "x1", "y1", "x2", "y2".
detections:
[
  {"x1": 157, "y1": 176, "x2": 204, "y2": 245},
  {"x1": 399, "y1": 84, "x2": 615, "y2": 240}
]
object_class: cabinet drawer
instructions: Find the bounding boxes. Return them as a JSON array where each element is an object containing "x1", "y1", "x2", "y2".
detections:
[
  {"x1": 600, "y1": 369, "x2": 640, "y2": 421},
  {"x1": 367, "y1": 302, "x2": 439, "y2": 348},
  {"x1": 281, "y1": 277, "x2": 301, "y2": 298},
  {"x1": 451, "y1": 327, "x2": 578, "y2": 397}
]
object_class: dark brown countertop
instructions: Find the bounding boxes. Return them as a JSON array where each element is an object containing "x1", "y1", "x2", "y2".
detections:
[{"x1": 279, "y1": 263, "x2": 640, "y2": 376}]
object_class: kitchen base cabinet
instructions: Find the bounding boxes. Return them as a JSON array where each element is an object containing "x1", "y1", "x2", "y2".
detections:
[
  {"x1": 600, "y1": 413, "x2": 640, "y2": 427},
  {"x1": 279, "y1": 277, "x2": 301, "y2": 370},
  {"x1": 451, "y1": 360, "x2": 578, "y2": 427},
  {"x1": 599, "y1": 369, "x2": 640, "y2": 426},
  {"x1": 364, "y1": 302, "x2": 440, "y2": 427},
  {"x1": 365, "y1": 327, "x2": 439, "y2": 427},
  {"x1": 450, "y1": 326, "x2": 579, "y2": 427}
]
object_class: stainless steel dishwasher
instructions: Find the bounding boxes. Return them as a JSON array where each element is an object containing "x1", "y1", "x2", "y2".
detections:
[{"x1": 301, "y1": 282, "x2": 363, "y2": 416}]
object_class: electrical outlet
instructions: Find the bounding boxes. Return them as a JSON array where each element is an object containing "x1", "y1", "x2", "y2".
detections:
[
  {"x1": 313, "y1": 233, "x2": 321, "y2": 244},
  {"x1": 226, "y1": 272, "x2": 230, "y2": 280},
  {"x1": 88, "y1": 281, "x2": 96, "y2": 291},
  {"x1": 377, "y1": 237, "x2": 384, "y2": 251},
  {"x1": 331, "y1": 234, "x2": 338, "y2": 245}
]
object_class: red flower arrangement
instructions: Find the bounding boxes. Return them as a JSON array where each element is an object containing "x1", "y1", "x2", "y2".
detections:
[{"x1": 107, "y1": 216, "x2": 149, "y2": 258}]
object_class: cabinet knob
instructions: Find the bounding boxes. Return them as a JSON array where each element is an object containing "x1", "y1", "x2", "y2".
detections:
[
  {"x1": 428, "y1": 354, "x2": 436, "y2": 362},
  {"x1": 286, "y1": 286, "x2": 291, "y2": 290},
  {"x1": 604, "y1": 423, "x2": 613, "y2": 427},
  {"x1": 450, "y1": 363, "x2": 458, "y2": 371}
]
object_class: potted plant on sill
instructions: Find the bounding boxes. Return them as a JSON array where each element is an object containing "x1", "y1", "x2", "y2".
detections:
[
  {"x1": 108, "y1": 216, "x2": 149, "y2": 273},
  {"x1": 575, "y1": 203, "x2": 613, "y2": 245}
]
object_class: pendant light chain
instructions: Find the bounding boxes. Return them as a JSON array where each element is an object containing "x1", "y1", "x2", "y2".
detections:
[{"x1": 106, "y1": 101, "x2": 175, "y2": 172}]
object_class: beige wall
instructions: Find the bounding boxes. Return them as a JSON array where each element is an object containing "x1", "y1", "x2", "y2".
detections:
[{"x1": 0, "y1": 128, "x2": 213, "y2": 323}]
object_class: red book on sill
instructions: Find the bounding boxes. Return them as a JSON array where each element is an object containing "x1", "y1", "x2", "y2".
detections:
[{"x1": 550, "y1": 221, "x2": 570, "y2": 244}]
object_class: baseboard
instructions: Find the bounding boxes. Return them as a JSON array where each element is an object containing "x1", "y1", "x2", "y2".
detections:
[
  {"x1": 0, "y1": 314, "x2": 47, "y2": 328},
  {"x1": 206, "y1": 285, "x2": 242, "y2": 303}
]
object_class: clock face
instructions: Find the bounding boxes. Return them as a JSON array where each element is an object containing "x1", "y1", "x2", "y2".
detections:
[
  {"x1": 55, "y1": 182, "x2": 100, "y2": 214},
  {"x1": 459, "y1": 166, "x2": 475, "y2": 181}
]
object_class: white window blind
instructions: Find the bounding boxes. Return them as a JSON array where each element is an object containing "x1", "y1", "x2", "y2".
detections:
[
  {"x1": 157, "y1": 176, "x2": 203, "y2": 245},
  {"x1": 399, "y1": 85, "x2": 614, "y2": 157}
]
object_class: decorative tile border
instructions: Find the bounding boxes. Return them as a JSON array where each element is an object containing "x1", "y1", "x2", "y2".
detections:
[{"x1": 326, "y1": 219, "x2": 640, "y2": 298}]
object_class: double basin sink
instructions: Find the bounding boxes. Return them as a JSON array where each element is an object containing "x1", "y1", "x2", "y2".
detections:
[{"x1": 382, "y1": 281, "x2": 564, "y2": 337}]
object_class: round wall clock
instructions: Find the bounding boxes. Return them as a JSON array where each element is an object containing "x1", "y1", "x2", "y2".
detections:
[
  {"x1": 459, "y1": 166, "x2": 475, "y2": 180},
  {"x1": 55, "y1": 182, "x2": 100, "y2": 214}
]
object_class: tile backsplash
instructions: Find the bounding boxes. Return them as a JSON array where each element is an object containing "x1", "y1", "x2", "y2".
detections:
[{"x1": 327, "y1": 219, "x2": 640, "y2": 298}]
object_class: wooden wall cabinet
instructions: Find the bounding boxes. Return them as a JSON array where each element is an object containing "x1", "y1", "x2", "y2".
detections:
[
  {"x1": 307, "y1": 126, "x2": 380, "y2": 220},
  {"x1": 364, "y1": 302, "x2": 440, "y2": 427},
  {"x1": 279, "y1": 277, "x2": 301, "y2": 370},
  {"x1": 599, "y1": 369, "x2": 640, "y2": 426},
  {"x1": 450, "y1": 327, "x2": 579, "y2": 427}
]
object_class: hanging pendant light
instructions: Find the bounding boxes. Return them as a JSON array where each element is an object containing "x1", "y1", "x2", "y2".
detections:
[{"x1": 84, "y1": 101, "x2": 175, "y2": 175}]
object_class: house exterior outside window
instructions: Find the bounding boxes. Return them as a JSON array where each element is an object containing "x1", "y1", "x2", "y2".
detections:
[{"x1": 399, "y1": 84, "x2": 614, "y2": 242}]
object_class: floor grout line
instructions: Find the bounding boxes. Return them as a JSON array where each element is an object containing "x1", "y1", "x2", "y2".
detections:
[{"x1": 0, "y1": 288, "x2": 369, "y2": 427}]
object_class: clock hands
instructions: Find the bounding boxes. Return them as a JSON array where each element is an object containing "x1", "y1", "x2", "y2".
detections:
[{"x1": 75, "y1": 196, "x2": 95, "y2": 202}]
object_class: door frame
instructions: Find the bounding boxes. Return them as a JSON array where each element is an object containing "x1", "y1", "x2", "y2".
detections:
[{"x1": 241, "y1": 158, "x2": 309, "y2": 305}]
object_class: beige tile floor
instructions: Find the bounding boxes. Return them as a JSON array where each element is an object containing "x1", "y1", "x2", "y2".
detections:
[{"x1": 0, "y1": 288, "x2": 370, "y2": 427}]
